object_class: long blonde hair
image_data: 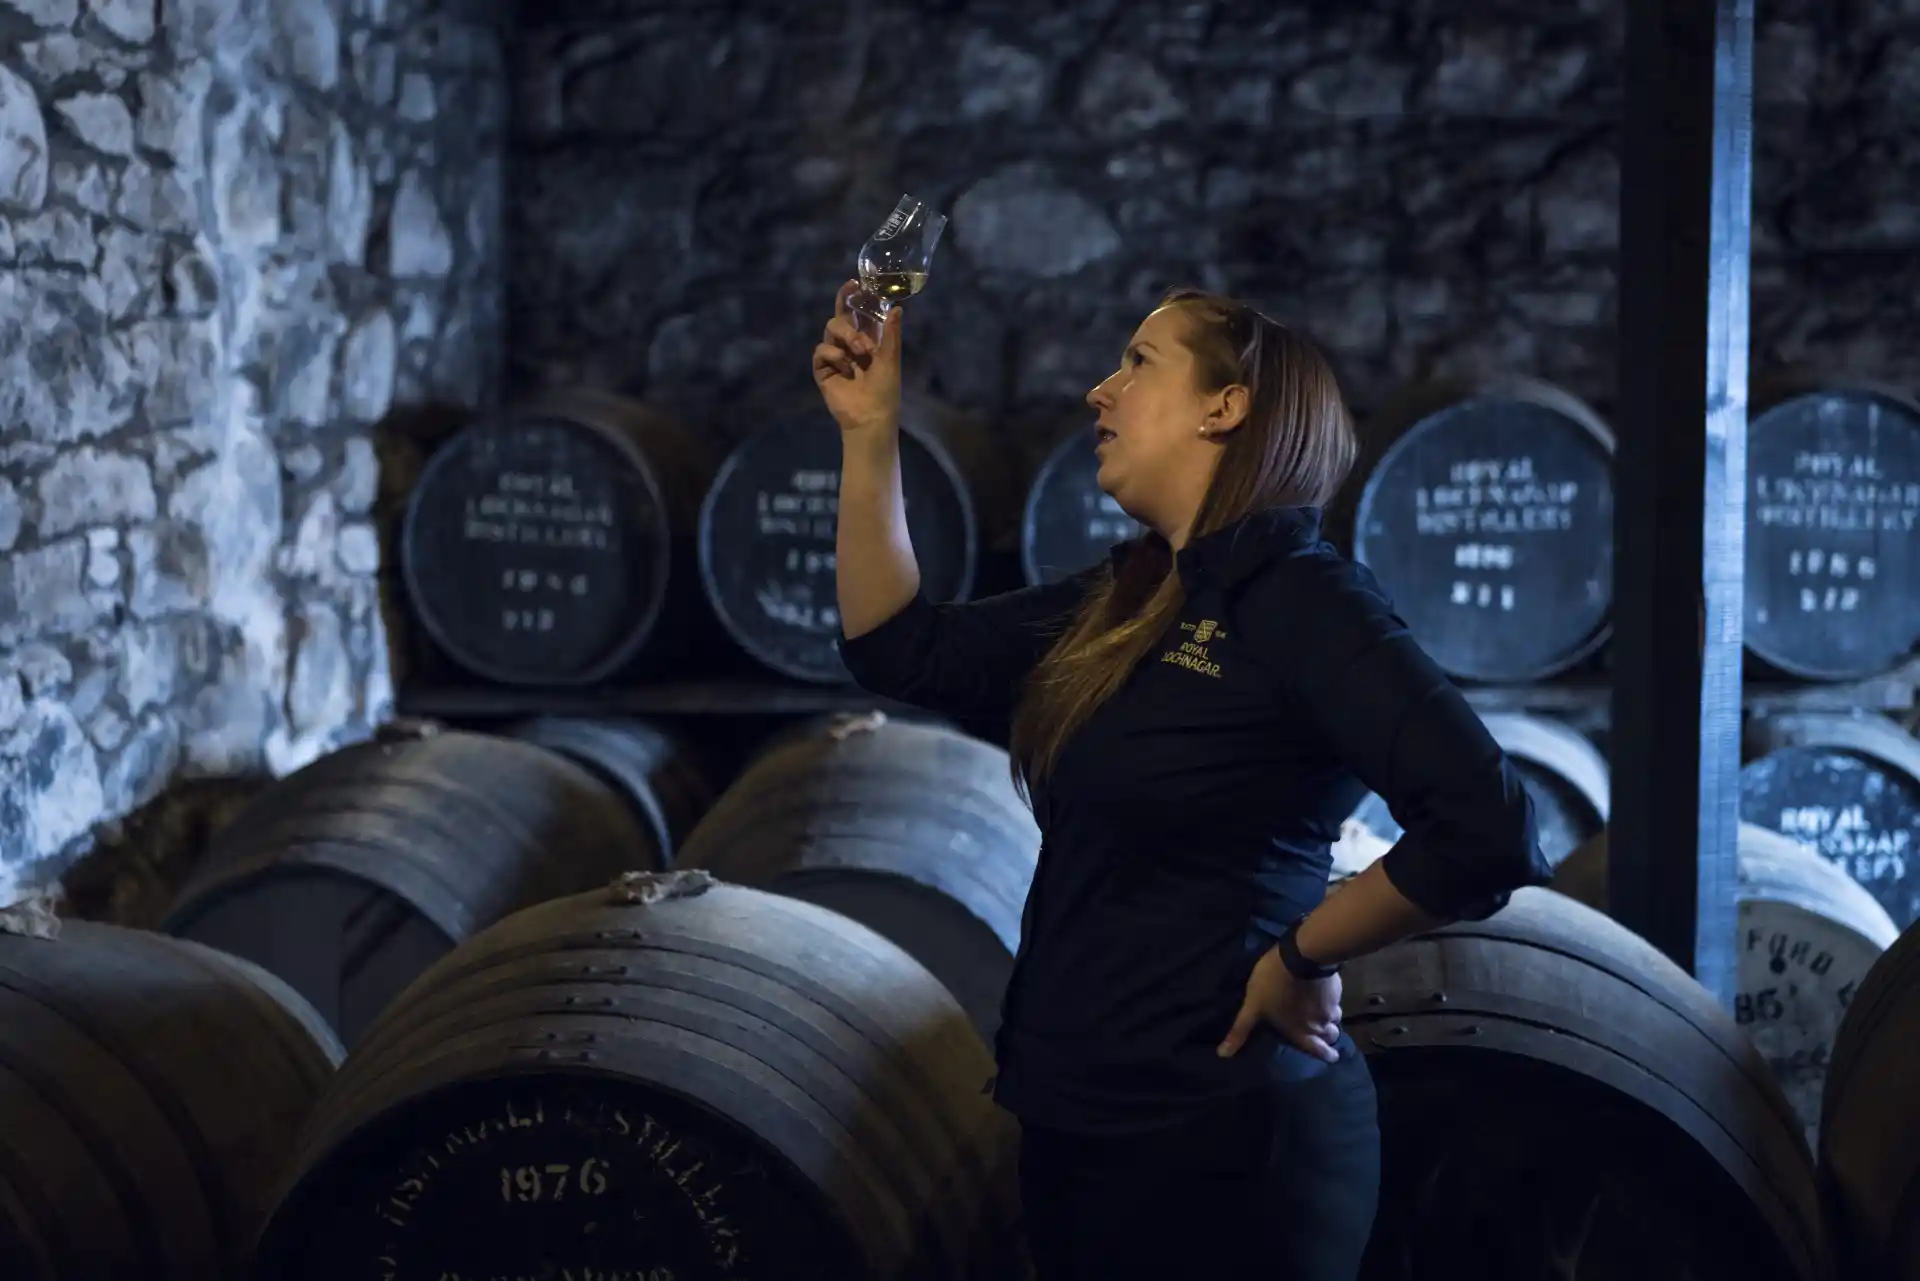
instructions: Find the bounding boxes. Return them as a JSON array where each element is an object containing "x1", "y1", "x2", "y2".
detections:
[{"x1": 1008, "y1": 289, "x2": 1358, "y2": 795}]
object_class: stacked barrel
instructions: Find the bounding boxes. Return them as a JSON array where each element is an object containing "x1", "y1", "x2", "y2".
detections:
[
  {"x1": 395, "y1": 389, "x2": 1014, "y2": 688},
  {"x1": 1, "y1": 706, "x2": 1038, "y2": 1278}
]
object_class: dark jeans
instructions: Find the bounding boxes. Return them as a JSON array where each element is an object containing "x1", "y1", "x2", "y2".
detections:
[{"x1": 1016, "y1": 1039, "x2": 1380, "y2": 1280}]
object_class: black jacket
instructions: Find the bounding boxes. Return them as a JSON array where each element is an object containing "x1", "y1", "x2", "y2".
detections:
[{"x1": 838, "y1": 505, "x2": 1550, "y2": 1134}]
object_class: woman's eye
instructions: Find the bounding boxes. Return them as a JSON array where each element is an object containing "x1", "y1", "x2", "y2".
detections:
[{"x1": 1129, "y1": 351, "x2": 1145, "y2": 366}]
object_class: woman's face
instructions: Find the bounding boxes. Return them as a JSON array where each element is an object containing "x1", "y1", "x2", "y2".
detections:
[{"x1": 1084, "y1": 305, "x2": 1239, "y2": 538}]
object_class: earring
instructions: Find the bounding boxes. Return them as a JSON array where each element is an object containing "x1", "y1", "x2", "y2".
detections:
[{"x1": 1198, "y1": 423, "x2": 1211, "y2": 438}]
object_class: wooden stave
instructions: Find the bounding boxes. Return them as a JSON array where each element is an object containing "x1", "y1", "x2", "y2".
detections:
[
  {"x1": 0, "y1": 920, "x2": 342, "y2": 1281},
  {"x1": 502, "y1": 716, "x2": 717, "y2": 863},
  {"x1": 1346, "y1": 375, "x2": 1618, "y2": 683},
  {"x1": 674, "y1": 718, "x2": 1040, "y2": 1038},
  {"x1": 1820, "y1": 917, "x2": 1920, "y2": 1280},
  {"x1": 255, "y1": 881, "x2": 1021, "y2": 1281},
  {"x1": 398, "y1": 391, "x2": 719, "y2": 687},
  {"x1": 1550, "y1": 824, "x2": 1897, "y2": 1148},
  {"x1": 1345, "y1": 887, "x2": 1829, "y2": 1280},
  {"x1": 160, "y1": 732, "x2": 655, "y2": 1045}
]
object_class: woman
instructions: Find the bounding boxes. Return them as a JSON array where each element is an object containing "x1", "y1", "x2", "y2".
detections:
[{"x1": 813, "y1": 280, "x2": 1549, "y2": 1279}]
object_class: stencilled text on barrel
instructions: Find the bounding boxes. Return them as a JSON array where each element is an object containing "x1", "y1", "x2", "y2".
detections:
[{"x1": 753, "y1": 468, "x2": 841, "y2": 633}]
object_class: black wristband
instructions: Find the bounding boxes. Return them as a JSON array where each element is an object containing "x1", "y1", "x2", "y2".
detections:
[{"x1": 1276, "y1": 923, "x2": 1339, "y2": 981}]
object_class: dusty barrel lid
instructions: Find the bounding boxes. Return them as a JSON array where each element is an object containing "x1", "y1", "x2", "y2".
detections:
[
  {"x1": 1350, "y1": 376, "x2": 1615, "y2": 682},
  {"x1": 1020, "y1": 427, "x2": 1141, "y2": 585},
  {"x1": 399, "y1": 392, "x2": 715, "y2": 686},
  {"x1": 697, "y1": 402, "x2": 983, "y2": 683},
  {"x1": 251, "y1": 878, "x2": 1023, "y2": 1281},
  {"x1": 1731, "y1": 825, "x2": 1900, "y2": 1147},
  {"x1": 1744, "y1": 384, "x2": 1920, "y2": 680},
  {"x1": 1741, "y1": 712, "x2": 1920, "y2": 929}
]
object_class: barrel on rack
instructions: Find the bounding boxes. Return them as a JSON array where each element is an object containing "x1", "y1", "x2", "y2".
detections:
[
  {"x1": 698, "y1": 396, "x2": 1016, "y2": 683},
  {"x1": 1346, "y1": 888, "x2": 1827, "y2": 1281},
  {"x1": 675, "y1": 714, "x2": 1038, "y2": 1040},
  {"x1": 1742, "y1": 711, "x2": 1920, "y2": 929},
  {"x1": 251, "y1": 873, "x2": 1024, "y2": 1281},
  {"x1": 0, "y1": 918, "x2": 343, "y2": 1280},
  {"x1": 1020, "y1": 425, "x2": 1141, "y2": 584},
  {"x1": 1336, "y1": 711, "x2": 1608, "y2": 877},
  {"x1": 502, "y1": 716, "x2": 716, "y2": 862},
  {"x1": 1347, "y1": 376, "x2": 1615, "y2": 683},
  {"x1": 161, "y1": 728, "x2": 660, "y2": 1048},
  {"x1": 1550, "y1": 823, "x2": 1898, "y2": 1147},
  {"x1": 399, "y1": 389, "x2": 719, "y2": 686},
  {"x1": 1744, "y1": 382, "x2": 1920, "y2": 682},
  {"x1": 1821, "y1": 917, "x2": 1920, "y2": 1280}
]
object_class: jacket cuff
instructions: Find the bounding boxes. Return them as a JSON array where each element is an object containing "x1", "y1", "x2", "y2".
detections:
[{"x1": 1379, "y1": 840, "x2": 1513, "y2": 923}]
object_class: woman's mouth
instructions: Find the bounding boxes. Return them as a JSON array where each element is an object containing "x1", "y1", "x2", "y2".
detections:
[{"x1": 1095, "y1": 426, "x2": 1117, "y2": 447}]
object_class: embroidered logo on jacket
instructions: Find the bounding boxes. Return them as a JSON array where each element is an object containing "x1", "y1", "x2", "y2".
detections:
[{"x1": 1161, "y1": 619, "x2": 1225, "y2": 678}]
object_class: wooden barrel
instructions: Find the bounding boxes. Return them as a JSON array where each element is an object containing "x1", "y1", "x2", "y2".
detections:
[
  {"x1": 1337, "y1": 712, "x2": 1608, "y2": 876},
  {"x1": 697, "y1": 397, "x2": 1011, "y2": 683},
  {"x1": 399, "y1": 389, "x2": 719, "y2": 686},
  {"x1": 0, "y1": 917, "x2": 344, "y2": 1280},
  {"x1": 1742, "y1": 712, "x2": 1920, "y2": 929},
  {"x1": 1349, "y1": 377, "x2": 1615, "y2": 682},
  {"x1": 1744, "y1": 384, "x2": 1920, "y2": 681},
  {"x1": 1821, "y1": 917, "x2": 1920, "y2": 1279},
  {"x1": 674, "y1": 714, "x2": 1039, "y2": 1041},
  {"x1": 1019, "y1": 426, "x2": 1141, "y2": 584},
  {"x1": 1550, "y1": 823, "x2": 1898, "y2": 1148},
  {"x1": 503, "y1": 716, "x2": 717, "y2": 863},
  {"x1": 1346, "y1": 887, "x2": 1828, "y2": 1281},
  {"x1": 250, "y1": 872, "x2": 1024, "y2": 1281},
  {"x1": 160, "y1": 728, "x2": 658, "y2": 1048}
]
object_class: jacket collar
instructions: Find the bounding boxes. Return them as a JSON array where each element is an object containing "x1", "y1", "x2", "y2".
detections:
[{"x1": 1107, "y1": 505, "x2": 1325, "y2": 591}]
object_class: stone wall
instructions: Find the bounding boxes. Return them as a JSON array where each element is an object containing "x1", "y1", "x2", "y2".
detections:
[
  {"x1": 0, "y1": 0, "x2": 507, "y2": 905},
  {"x1": 505, "y1": 0, "x2": 1920, "y2": 451}
]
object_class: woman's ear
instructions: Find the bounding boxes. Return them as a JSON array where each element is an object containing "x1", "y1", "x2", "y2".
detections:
[{"x1": 1206, "y1": 384, "x2": 1253, "y2": 436}]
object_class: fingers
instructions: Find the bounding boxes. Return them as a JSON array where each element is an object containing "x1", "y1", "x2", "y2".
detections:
[
  {"x1": 1215, "y1": 1001, "x2": 1259, "y2": 1058},
  {"x1": 824, "y1": 314, "x2": 875, "y2": 361},
  {"x1": 812, "y1": 340, "x2": 857, "y2": 383},
  {"x1": 834, "y1": 279, "x2": 903, "y2": 351},
  {"x1": 1289, "y1": 1030, "x2": 1342, "y2": 1064}
]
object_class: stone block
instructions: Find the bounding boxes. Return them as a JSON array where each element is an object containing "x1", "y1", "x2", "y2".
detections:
[
  {"x1": 0, "y1": 64, "x2": 50, "y2": 211},
  {"x1": 340, "y1": 309, "x2": 396, "y2": 423},
  {"x1": 0, "y1": 701, "x2": 105, "y2": 866},
  {"x1": 389, "y1": 168, "x2": 454, "y2": 278},
  {"x1": 88, "y1": 0, "x2": 157, "y2": 45},
  {"x1": 36, "y1": 448, "x2": 158, "y2": 537},
  {"x1": 0, "y1": 538, "x2": 105, "y2": 647},
  {"x1": 952, "y1": 163, "x2": 1121, "y2": 278},
  {"x1": 2, "y1": 0, "x2": 77, "y2": 28},
  {"x1": 54, "y1": 90, "x2": 136, "y2": 157}
]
